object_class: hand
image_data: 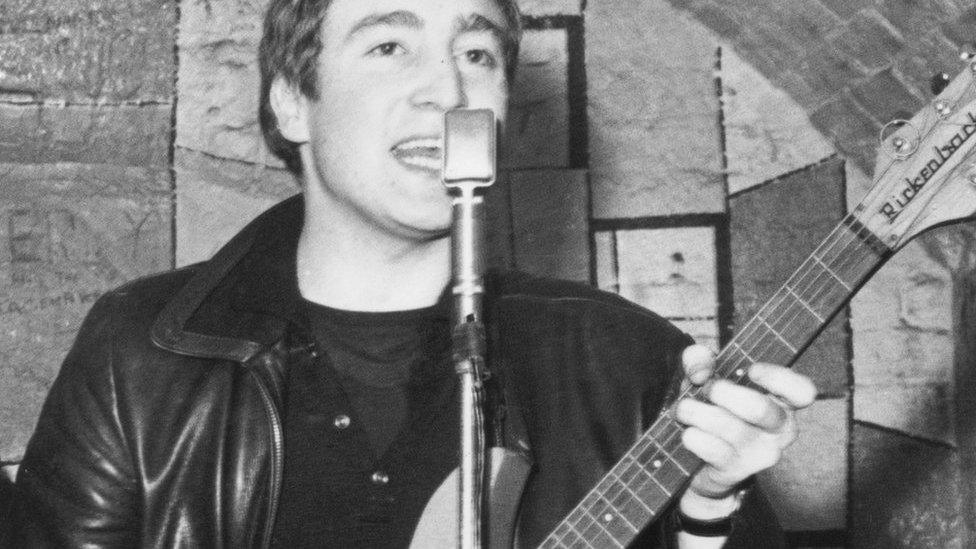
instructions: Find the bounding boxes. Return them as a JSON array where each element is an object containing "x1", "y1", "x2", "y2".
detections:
[{"x1": 674, "y1": 344, "x2": 817, "y2": 519}]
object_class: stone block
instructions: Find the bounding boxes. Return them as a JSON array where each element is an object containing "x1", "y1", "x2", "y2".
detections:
[
  {"x1": 669, "y1": 318, "x2": 720, "y2": 353},
  {"x1": 599, "y1": 226, "x2": 718, "y2": 319},
  {"x1": 0, "y1": 0, "x2": 176, "y2": 101},
  {"x1": 817, "y1": 0, "x2": 873, "y2": 20},
  {"x1": 830, "y1": 10, "x2": 906, "y2": 73},
  {"x1": 809, "y1": 94, "x2": 881, "y2": 174},
  {"x1": 894, "y1": 30, "x2": 965, "y2": 102},
  {"x1": 759, "y1": 397, "x2": 848, "y2": 531},
  {"x1": 683, "y1": 1, "x2": 743, "y2": 40},
  {"x1": 174, "y1": 148, "x2": 298, "y2": 266},
  {"x1": 593, "y1": 231, "x2": 616, "y2": 293},
  {"x1": 876, "y1": 0, "x2": 958, "y2": 37},
  {"x1": 0, "y1": 162, "x2": 171, "y2": 461},
  {"x1": 852, "y1": 423, "x2": 964, "y2": 548},
  {"x1": 855, "y1": 381, "x2": 954, "y2": 446},
  {"x1": 782, "y1": 43, "x2": 868, "y2": 108},
  {"x1": 509, "y1": 169, "x2": 589, "y2": 283},
  {"x1": 729, "y1": 158, "x2": 849, "y2": 394},
  {"x1": 588, "y1": 0, "x2": 725, "y2": 218},
  {"x1": 504, "y1": 29, "x2": 571, "y2": 170},
  {"x1": 942, "y1": 6, "x2": 976, "y2": 45},
  {"x1": 0, "y1": 103, "x2": 171, "y2": 167},
  {"x1": 850, "y1": 68, "x2": 923, "y2": 123},
  {"x1": 851, "y1": 243, "x2": 954, "y2": 384},
  {"x1": 175, "y1": 0, "x2": 270, "y2": 166},
  {"x1": 720, "y1": 48, "x2": 835, "y2": 195},
  {"x1": 485, "y1": 172, "x2": 515, "y2": 273},
  {"x1": 516, "y1": 0, "x2": 582, "y2": 16}
]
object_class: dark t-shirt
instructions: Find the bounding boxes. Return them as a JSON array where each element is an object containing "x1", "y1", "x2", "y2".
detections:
[{"x1": 270, "y1": 297, "x2": 459, "y2": 548}]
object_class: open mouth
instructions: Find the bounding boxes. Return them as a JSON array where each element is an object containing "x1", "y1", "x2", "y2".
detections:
[{"x1": 391, "y1": 137, "x2": 442, "y2": 173}]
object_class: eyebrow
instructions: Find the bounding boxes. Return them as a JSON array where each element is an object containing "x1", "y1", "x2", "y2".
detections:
[
  {"x1": 457, "y1": 14, "x2": 507, "y2": 45},
  {"x1": 345, "y1": 10, "x2": 422, "y2": 41},
  {"x1": 344, "y1": 10, "x2": 508, "y2": 45}
]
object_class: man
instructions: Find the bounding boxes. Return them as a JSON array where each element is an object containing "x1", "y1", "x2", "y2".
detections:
[{"x1": 9, "y1": 0, "x2": 816, "y2": 546}]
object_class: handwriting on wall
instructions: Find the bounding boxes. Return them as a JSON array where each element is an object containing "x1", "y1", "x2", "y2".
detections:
[
  {"x1": 8, "y1": 207, "x2": 120, "y2": 288},
  {"x1": 0, "y1": 290, "x2": 102, "y2": 317}
]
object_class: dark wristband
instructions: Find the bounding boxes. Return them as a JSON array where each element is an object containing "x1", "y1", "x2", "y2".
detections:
[{"x1": 674, "y1": 508, "x2": 735, "y2": 537}]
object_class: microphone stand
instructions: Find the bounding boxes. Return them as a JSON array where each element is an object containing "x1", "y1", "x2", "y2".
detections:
[{"x1": 443, "y1": 109, "x2": 495, "y2": 549}]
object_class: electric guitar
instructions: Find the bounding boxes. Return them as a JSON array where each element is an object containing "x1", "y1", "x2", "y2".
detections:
[{"x1": 413, "y1": 61, "x2": 976, "y2": 548}]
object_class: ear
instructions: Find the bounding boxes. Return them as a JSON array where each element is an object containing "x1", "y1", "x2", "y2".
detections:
[{"x1": 269, "y1": 77, "x2": 311, "y2": 143}]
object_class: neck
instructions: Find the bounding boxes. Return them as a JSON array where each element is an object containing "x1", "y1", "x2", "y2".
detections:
[{"x1": 296, "y1": 203, "x2": 451, "y2": 313}]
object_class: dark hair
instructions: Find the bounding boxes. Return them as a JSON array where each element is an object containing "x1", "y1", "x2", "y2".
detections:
[{"x1": 258, "y1": 0, "x2": 523, "y2": 175}]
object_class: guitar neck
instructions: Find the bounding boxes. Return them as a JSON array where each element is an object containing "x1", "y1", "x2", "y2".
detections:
[{"x1": 537, "y1": 214, "x2": 893, "y2": 548}]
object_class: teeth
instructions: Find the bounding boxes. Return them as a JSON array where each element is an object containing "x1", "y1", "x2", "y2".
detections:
[
  {"x1": 395, "y1": 137, "x2": 442, "y2": 150},
  {"x1": 392, "y1": 137, "x2": 443, "y2": 171}
]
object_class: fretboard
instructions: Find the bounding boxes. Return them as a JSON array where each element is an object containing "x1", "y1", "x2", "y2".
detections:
[{"x1": 537, "y1": 215, "x2": 892, "y2": 548}]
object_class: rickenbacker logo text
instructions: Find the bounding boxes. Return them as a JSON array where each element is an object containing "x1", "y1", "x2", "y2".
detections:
[{"x1": 880, "y1": 111, "x2": 976, "y2": 222}]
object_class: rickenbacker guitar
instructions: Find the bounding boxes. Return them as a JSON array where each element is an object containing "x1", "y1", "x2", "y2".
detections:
[{"x1": 412, "y1": 63, "x2": 976, "y2": 548}]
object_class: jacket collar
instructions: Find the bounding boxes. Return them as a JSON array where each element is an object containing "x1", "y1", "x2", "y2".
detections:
[{"x1": 151, "y1": 195, "x2": 307, "y2": 363}]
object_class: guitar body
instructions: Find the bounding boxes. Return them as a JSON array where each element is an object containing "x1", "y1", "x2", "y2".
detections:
[{"x1": 410, "y1": 447, "x2": 532, "y2": 548}]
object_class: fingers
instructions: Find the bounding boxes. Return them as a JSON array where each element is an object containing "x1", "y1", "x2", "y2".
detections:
[
  {"x1": 704, "y1": 380, "x2": 790, "y2": 431},
  {"x1": 675, "y1": 395, "x2": 794, "y2": 449},
  {"x1": 681, "y1": 344, "x2": 715, "y2": 385},
  {"x1": 748, "y1": 362, "x2": 818, "y2": 409}
]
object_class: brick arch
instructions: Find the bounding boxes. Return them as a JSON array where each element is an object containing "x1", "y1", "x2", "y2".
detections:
[{"x1": 666, "y1": 0, "x2": 975, "y2": 172}]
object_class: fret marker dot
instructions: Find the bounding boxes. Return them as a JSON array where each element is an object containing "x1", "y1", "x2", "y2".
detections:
[
  {"x1": 652, "y1": 459, "x2": 662, "y2": 469},
  {"x1": 735, "y1": 368, "x2": 745, "y2": 377},
  {"x1": 604, "y1": 513, "x2": 614, "y2": 522}
]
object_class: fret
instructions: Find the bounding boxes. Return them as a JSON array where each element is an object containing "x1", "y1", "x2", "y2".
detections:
[
  {"x1": 722, "y1": 341, "x2": 755, "y2": 372},
  {"x1": 611, "y1": 483, "x2": 655, "y2": 526},
  {"x1": 628, "y1": 469, "x2": 671, "y2": 517},
  {"x1": 551, "y1": 523, "x2": 579, "y2": 548},
  {"x1": 785, "y1": 286, "x2": 825, "y2": 322},
  {"x1": 759, "y1": 287, "x2": 827, "y2": 350},
  {"x1": 597, "y1": 471, "x2": 657, "y2": 528},
  {"x1": 587, "y1": 493, "x2": 639, "y2": 540},
  {"x1": 810, "y1": 254, "x2": 851, "y2": 290},
  {"x1": 758, "y1": 316, "x2": 796, "y2": 352},
  {"x1": 633, "y1": 439, "x2": 687, "y2": 478},
  {"x1": 580, "y1": 519, "x2": 625, "y2": 548}
]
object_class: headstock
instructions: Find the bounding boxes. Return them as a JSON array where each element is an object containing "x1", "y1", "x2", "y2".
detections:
[{"x1": 854, "y1": 61, "x2": 976, "y2": 251}]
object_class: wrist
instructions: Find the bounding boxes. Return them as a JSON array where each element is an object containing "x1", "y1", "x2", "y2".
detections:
[
  {"x1": 679, "y1": 488, "x2": 744, "y2": 520},
  {"x1": 673, "y1": 488, "x2": 747, "y2": 540}
]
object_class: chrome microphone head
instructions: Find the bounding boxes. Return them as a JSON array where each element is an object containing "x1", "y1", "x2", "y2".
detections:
[{"x1": 443, "y1": 109, "x2": 496, "y2": 188}]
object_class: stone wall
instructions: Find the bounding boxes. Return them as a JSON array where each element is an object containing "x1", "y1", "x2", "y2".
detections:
[
  {"x1": 2, "y1": 0, "x2": 970, "y2": 546},
  {"x1": 0, "y1": 0, "x2": 176, "y2": 482}
]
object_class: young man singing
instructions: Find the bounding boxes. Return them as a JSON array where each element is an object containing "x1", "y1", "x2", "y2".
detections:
[{"x1": 10, "y1": 0, "x2": 816, "y2": 546}]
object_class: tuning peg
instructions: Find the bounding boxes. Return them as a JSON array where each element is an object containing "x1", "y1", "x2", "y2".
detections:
[
  {"x1": 930, "y1": 72, "x2": 951, "y2": 95},
  {"x1": 961, "y1": 43, "x2": 976, "y2": 61}
]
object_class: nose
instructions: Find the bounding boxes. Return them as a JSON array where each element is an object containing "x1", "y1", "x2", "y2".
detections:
[{"x1": 409, "y1": 53, "x2": 467, "y2": 111}]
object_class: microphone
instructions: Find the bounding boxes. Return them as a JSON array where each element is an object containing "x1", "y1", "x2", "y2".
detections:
[{"x1": 443, "y1": 108, "x2": 496, "y2": 549}]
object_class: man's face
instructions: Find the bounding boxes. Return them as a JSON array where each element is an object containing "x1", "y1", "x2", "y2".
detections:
[{"x1": 292, "y1": 0, "x2": 511, "y2": 242}]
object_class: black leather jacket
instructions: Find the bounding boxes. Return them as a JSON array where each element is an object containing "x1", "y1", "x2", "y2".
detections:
[{"x1": 9, "y1": 196, "x2": 783, "y2": 547}]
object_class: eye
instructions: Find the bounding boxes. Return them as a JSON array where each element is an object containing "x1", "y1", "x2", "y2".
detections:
[
  {"x1": 463, "y1": 49, "x2": 497, "y2": 68},
  {"x1": 369, "y1": 42, "x2": 406, "y2": 57}
]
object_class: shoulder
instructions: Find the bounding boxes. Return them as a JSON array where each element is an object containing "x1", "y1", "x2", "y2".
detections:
[{"x1": 84, "y1": 265, "x2": 202, "y2": 339}]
